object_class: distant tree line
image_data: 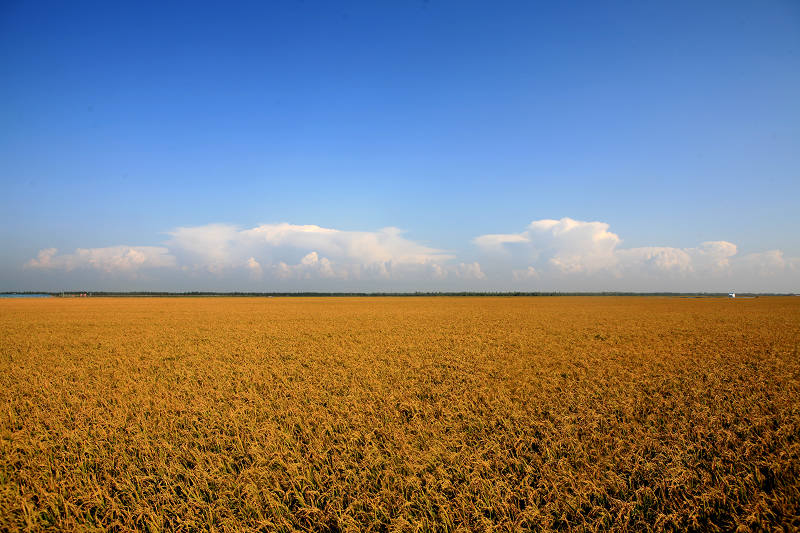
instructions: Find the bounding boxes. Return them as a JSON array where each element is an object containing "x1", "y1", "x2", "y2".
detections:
[{"x1": 2, "y1": 291, "x2": 788, "y2": 298}]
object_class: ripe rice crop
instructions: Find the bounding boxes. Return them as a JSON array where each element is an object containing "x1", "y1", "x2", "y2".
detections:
[{"x1": 1, "y1": 296, "x2": 799, "y2": 531}]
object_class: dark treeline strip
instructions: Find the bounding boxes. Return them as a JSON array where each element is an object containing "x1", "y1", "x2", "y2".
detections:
[{"x1": 3, "y1": 291, "x2": 788, "y2": 298}]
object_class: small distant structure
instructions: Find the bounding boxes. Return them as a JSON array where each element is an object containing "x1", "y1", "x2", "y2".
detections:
[{"x1": 728, "y1": 292, "x2": 736, "y2": 298}]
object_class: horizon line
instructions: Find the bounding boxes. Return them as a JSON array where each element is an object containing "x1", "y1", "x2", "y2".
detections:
[{"x1": 2, "y1": 291, "x2": 796, "y2": 298}]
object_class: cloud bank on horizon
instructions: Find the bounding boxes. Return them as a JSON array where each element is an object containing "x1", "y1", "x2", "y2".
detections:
[
  {"x1": 474, "y1": 218, "x2": 798, "y2": 290},
  {"x1": 25, "y1": 223, "x2": 485, "y2": 287},
  {"x1": 24, "y1": 218, "x2": 799, "y2": 292}
]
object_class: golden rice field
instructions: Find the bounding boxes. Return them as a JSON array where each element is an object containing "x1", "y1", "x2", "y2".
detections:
[{"x1": 1, "y1": 296, "x2": 799, "y2": 531}]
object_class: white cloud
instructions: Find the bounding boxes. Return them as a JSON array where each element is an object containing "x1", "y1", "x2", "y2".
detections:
[
  {"x1": 472, "y1": 233, "x2": 529, "y2": 249},
  {"x1": 512, "y1": 266, "x2": 539, "y2": 281},
  {"x1": 26, "y1": 248, "x2": 58, "y2": 269},
  {"x1": 25, "y1": 223, "x2": 481, "y2": 284},
  {"x1": 165, "y1": 222, "x2": 460, "y2": 281},
  {"x1": 475, "y1": 217, "x2": 799, "y2": 290},
  {"x1": 239, "y1": 223, "x2": 448, "y2": 265},
  {"x1": 274, "y1": 251, "x2": 340, "y2": 280},
  {"x1": 245, "y1": 257, "x2": 263, "y2": 280},
  {"x1": 734, "y1": 250, "x2": 799, "y2": 277},
  {"x1": 22, "y1": 218, "x2": 797, "y2": 291},
  {"x1": 454, "y1": 262, "x2": 486, "y2": 280},
  {"x1": 167, "y1": 224, "x2": 242, "y2": 273},
  {"x1": 475, "y1": 217, "x2": 620, "y2": 273},
  {"x1": 616, "y1": 241, "x2": 739, "y2": 277},
  {"x1": 615, "y1": 247, "x2": 693, "y2": 275},
  {"x1": 25, "y1": 246, "x2": 176, "y2": 273},
  {"x1": 686, "y1": 241, "x2": 738, "y2": 272}
]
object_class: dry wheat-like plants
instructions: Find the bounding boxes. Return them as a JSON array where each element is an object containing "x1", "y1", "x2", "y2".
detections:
[{"x1": 1, "y1": 296, "x2": 799, "y2": 531}]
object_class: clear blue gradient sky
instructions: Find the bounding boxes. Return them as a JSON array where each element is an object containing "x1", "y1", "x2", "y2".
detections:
[{"x1": 2, "y1": 1, "x2": 798, "y2": 291}]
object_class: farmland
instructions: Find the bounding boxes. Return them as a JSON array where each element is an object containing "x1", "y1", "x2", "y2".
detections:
[{"x1": 1, "y1": 297, "x2": 799, "y2": 531}]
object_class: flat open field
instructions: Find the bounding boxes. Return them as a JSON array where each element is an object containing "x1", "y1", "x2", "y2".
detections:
[{"x1": 1, "y1": 297, "x2": 799, "y2": 531}]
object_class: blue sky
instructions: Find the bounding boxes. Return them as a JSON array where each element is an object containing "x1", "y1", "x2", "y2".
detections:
[{"x1": 2, "y1": 1, "x2": 798, "y2": 291}]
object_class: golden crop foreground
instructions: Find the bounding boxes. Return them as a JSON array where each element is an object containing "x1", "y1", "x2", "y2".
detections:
[{"x1": 1, "y1": 297, "x2": 798, "y2": 531}]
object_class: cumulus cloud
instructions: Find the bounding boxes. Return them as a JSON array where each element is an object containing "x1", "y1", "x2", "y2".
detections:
[
  {"x1": 734, "y1": 250, "x2": 800, "y2": 277},
  {"x1": 239, "y1": 223, "x2": 448, "y2": 266},
  {"x1": 686, "y1": 241, "x2": 738, "y2": 272},
  {"x1": 274, "y1": 251, "x2": 339, "y2": 280},
  {"x1": 26, "y1": 248, "x2": 59, "y2": 269},
  {"x1": 25, "y1": 223, "x2": 480, "y2": 284},
  {"x1": 474, "y1": 218, "x2": 621, "y2": 273},
  {"x1": 163, "y1": 222, "x2": 463, "y2": 281},
  {"x1": 512, "y1": 266, "x2": 539, "y2": 281},
  {"x1": 25, "y1": 246, "x2": 176, "y2": 274},
  {"x1": 530, "y1": 218, "x2": 621, "y2": 273},
  {"x1": 615, "y1": 247, "x2": 693, "y2": 275},
  {"x1": 22, "y1": 218, "x2": 798, "y2": 291},
  {"x1": 454, "y1": 262, "x2": 486, "y2": 280},
  {"x1": 475, "y1": 219, "x2": 621, "y2": 273},
  {"x1": 475, "y1": 217, "x2": 799, "y2": 289},
  {"x1": 245, "y1": 257, "x2": 263, "y2": 280}
]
